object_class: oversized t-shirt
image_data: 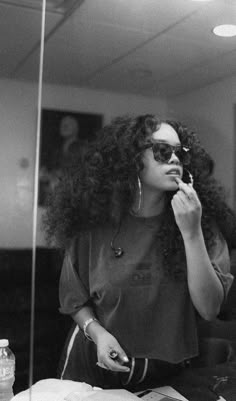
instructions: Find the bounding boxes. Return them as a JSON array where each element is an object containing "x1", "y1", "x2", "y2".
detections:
[{"x1": 59, "y1": 213, "x2": 233, "y2": 364}]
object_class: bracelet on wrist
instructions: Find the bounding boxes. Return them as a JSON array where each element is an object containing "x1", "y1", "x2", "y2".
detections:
[{"x1": 83, "y1": 317, "x2": 99, "y2": 341}]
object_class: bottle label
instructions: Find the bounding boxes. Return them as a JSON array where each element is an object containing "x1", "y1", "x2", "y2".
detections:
[{"x1": 0, "y1": 366, "x2": 14, "y2": 380}]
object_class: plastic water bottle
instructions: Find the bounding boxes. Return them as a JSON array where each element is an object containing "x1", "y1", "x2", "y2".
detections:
[{"x1": 0, "y1": 340, "x2": 15, "y2": 401}]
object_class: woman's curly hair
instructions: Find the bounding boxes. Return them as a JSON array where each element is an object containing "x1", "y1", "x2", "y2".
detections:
[{"x1": 43, "y1": 114, "x2": 236, "y2": 279}]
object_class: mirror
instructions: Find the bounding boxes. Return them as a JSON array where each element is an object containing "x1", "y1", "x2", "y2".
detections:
[
  {"x1": 1, "y1": 0, "x2": 236, "y2": 396},
  {"x1": 38, "y1": 0, "x2": 235, "y2": 388}
]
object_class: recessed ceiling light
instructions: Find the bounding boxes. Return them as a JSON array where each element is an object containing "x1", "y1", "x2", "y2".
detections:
[{"x1": 213, "y1": 24, "x2": 236, "y2": 37}]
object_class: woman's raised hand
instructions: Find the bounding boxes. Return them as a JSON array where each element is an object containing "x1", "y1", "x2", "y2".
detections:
[{"x1": 171, "y1": 177, "x2": 202, "y2": 240}]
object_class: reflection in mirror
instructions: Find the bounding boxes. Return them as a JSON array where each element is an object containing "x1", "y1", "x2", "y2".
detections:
[
  {"x1": 5, "y1": 0, "x2": 235, "y2": 396},
  {"x1": 38, "y1": 0, "x2": 236, "y2": 392},
  {"x1": 0, "y1": 0, "x2": 44, "y2": 394}
]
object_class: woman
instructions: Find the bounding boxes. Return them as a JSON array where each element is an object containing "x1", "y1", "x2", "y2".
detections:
[{"x1": 44, "y1": 114, "x2": 235, "y2": 391}]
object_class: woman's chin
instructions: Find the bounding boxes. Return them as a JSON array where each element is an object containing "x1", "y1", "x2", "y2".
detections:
[{"x1": 165, "y1": 176, "x2": 180, "y2": 191}]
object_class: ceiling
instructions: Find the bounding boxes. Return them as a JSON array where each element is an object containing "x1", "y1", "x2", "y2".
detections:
[{"x1": 1, "y1": 0, "x2": 236, "y2": 97}]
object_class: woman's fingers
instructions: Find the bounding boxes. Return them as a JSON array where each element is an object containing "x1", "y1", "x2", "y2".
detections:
[
  {"x1": 175, "y1": 177, "x2": 193, "y2": 195},
  {"x1": 96, "y1": 362, "x2": 109, "y2": 370},
  {"x1": 115, "y1": 350, "x2": 129, "y2": 364},
  {"x1": 107, "y1": 359, "x2": 130, "y2": 372},
  {"x1": 96, "y1": 332, "x2": 130, "y2": 372},
  {"x1": 175, "y1": 177, "x2": 199, "y2": 204},
  {"x1": 97, "y1": 348, "x2": 130, "y2": 372},
  {"x1": 107, "y1": 348, "x2": 130, "y2": 372},
  {"x1": 97, "y1": 358, "x2": 130, "y2": 372},
  {"x1": 172, "y1": 190, "x2": 188, "y2": 208}
]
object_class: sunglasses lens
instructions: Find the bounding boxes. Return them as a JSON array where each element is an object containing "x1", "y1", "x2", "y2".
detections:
[
  {"x1": 152, "y1": 143, "x2": 190, "y2": 164},
  {"x1": 178, "y1": 148, "x2": 190, "y2": 165},
  {"x1": 175, "y1": 148, "x2": 186, "y2": 164},
  {"x1": 152, "y1": 143, "x2": 172, "y2": 162}
]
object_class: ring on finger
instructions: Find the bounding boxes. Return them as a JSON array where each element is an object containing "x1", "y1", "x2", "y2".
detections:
[{"x1": 109, "y1": 350, "x2": 118, "y2": 359}]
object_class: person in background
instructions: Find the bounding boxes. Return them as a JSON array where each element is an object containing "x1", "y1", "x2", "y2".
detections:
[
  {"x1": 43, "y1": 114, "x2": 236, "y2": 391},
  {"x1": 58, "y1": 115, "x2": 88, "y2": 168},
  {"x1": 39, "y1": 115, "x2": 88, "y2": 204}
]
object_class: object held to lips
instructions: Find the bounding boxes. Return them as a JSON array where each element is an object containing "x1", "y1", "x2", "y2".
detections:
[
  {"x1": 174, "y1": 169, "x2": 193, "y2": 186},
  {"x1": 186, "y1": 169, "x2": 194, "y2": 185},
  {"x1": 175, "y1": 172, "x2": 194, "y2": 188}
]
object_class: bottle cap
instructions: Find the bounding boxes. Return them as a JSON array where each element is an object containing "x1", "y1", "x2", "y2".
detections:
[{"x1": 0, "y1": 339, "x2": 9, "y2": 347}]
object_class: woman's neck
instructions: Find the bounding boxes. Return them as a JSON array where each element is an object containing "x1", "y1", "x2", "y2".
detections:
[{"x1": 132, "y1": 190, "x2": 166, "y2": 217}]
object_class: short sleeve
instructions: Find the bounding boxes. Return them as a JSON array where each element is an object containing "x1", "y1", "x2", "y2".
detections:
[
  {"x1": 208, "y1": 226, "x2": 234, "y2": 302},
  {"x1": 59, "y1": 236, "x2": 90, "y2": 315}
]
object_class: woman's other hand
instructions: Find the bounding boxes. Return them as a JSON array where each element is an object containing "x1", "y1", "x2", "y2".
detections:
[
  {"x1": 171, "y1": 177, "x2": 202, "y2": 240},
  {"x1": 96, "y1": 331, "x2": 130, "y2": 372}
]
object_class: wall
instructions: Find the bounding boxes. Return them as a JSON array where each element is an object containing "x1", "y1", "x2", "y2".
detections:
[
  {"x1": 0, "y1": 78, "x2": 167, "y2": 248},
  {"x1": 0, "y1": 79, "x2": 38, "y2": 249},
  {"x1": 42, "y1": 84, "x2": 167, "y2": 125},
  {"x1": 168, "y1": 76, "x2": 236, "y2": 209}
]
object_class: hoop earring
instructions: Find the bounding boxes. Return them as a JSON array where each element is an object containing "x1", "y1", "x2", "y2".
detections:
[
  {"x1": 110, "y1": 220, "x2": 124, "y2": 258},
  {"x1": 131, "y1": 176, "x2": 142, "y2": 215},
  {"x1": 184, "y1": 168, "x2": 194, "y2": 185}
]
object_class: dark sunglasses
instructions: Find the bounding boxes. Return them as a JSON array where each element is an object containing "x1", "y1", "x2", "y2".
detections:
[{"x1": 145, "y1": 141, "x2": 191, "y2": 165}]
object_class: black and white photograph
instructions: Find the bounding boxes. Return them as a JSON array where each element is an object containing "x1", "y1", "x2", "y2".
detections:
[{"x1": 1, "y1": 1, "x2": 236, "y2": 400}]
